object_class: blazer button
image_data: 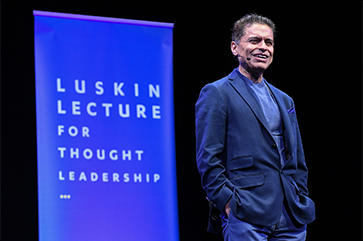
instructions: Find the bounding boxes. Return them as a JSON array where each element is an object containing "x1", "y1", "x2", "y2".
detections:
[{"x1": 271, "y1": 144, "x2": 277, "y2": 149}]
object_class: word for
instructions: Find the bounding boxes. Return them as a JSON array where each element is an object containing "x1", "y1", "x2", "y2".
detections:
[{"x1": 58, "y1": 125, "x2": 90, "y2": 137}]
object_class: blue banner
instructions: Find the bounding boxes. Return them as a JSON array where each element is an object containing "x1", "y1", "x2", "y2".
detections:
[{"x1": 34, "y1": 11, "x2": 178, "y2": 241}]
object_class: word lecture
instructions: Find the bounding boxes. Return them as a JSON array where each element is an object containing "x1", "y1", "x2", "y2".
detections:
[{"x1": 56, "y1": 78, "x2": 162, "y2": 119}]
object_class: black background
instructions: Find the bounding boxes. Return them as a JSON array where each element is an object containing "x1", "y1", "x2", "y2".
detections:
[{"x1": 2, "y1": 1, "x2": 362, "y2": 240}]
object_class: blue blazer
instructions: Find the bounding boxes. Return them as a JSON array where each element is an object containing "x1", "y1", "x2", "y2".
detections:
[{"x1": 195, "y1": 69, "x2": 315, "y2": 233}]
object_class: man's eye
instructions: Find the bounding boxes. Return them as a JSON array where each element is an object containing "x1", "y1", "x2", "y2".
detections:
[
  {"x1": 266, "y1": 41, "x2": 273, "y2": 46},
  {"x1": 250, "y1": 39, "x2": 259, "y2": 44}
]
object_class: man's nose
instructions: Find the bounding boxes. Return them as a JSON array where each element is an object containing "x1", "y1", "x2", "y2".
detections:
[{"x1": 257, "y1": 41, "x2": 268, "y2": 51}]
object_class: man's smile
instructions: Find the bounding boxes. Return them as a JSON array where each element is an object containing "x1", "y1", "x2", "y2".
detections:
[{"x1": 252, "y1": 53, "x2": 269, "y2": 59}]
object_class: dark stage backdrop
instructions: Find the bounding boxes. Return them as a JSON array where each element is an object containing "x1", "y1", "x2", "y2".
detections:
[{"x1": 2, "y1": 2, "x2": 361, "y2": 240}]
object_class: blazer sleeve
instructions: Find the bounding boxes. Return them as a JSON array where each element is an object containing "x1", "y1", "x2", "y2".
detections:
[
  {"x1": 195, "y1": 83, "x2": 233, "y2": 212},
  {"x1": 292, "y1": 109, "x2": 310, "y2": 196}
]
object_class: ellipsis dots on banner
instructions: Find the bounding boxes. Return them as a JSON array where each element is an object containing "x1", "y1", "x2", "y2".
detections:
[{"x1": 60, "y1": 194, "x2": 71, "y2": 199}]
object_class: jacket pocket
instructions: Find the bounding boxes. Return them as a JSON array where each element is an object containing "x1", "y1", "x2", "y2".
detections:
[
  {"x1": 291, "y1": 179, "x2": 301, "y2": 194},
  {"x1": 232, "y1": 173, "x2": 265, "y2": 189},
  {"x1": 229, "y1": 156, "x2": 253, "y2": 171}
]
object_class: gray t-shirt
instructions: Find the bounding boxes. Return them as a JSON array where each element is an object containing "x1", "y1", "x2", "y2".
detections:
[{"x1": 246, "y1": 78, "x2": 287, "y2": 166}]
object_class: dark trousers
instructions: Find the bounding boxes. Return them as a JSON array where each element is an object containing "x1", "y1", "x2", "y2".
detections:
[{"x1": 221, "y1": 205, "x2": 307, "y2": 241}]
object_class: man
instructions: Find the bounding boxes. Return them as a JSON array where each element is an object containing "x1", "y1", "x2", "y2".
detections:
[{"x1": 195, "y1": 14, "x2": 315, "y2": 240}]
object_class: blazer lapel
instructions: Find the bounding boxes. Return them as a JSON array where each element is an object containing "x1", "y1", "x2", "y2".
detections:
[
  {"x1": 228, "y1": 69, "x2": 296, "y2": 166},
  {"x1": 228, "y1": 70, "x2": 272, "y2": 136},
  {"x1": 266, "y1": 82, "x2": 295, "y2": 164}
]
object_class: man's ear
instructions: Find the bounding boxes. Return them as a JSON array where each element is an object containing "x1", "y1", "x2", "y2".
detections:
[{"x1": 231, "y1": 41, "x2": 238, "y2": 56}]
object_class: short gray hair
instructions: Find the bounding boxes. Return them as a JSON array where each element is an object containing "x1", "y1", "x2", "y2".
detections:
[{"x1": 232, "y1": 13, "x2": 276, "y2": 44}]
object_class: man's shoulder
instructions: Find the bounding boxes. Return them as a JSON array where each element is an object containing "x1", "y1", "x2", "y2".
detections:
[
  {"x1": 210, "y1": 76, "x2": 231, "y2": 88},
  {"x1": 203, "y1": 70, "x2": 236, "y2": 89},
  {"x1": 197, "y1": 72, "x2": 234, "y2": 103},
  {"x1": 266, "y1": 81, "x2": 293, "y2": 101}
]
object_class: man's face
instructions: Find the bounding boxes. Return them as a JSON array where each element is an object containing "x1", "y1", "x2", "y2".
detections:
[{"x1": 232, "y1": 23, "x2": 274, "y2": 74}]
